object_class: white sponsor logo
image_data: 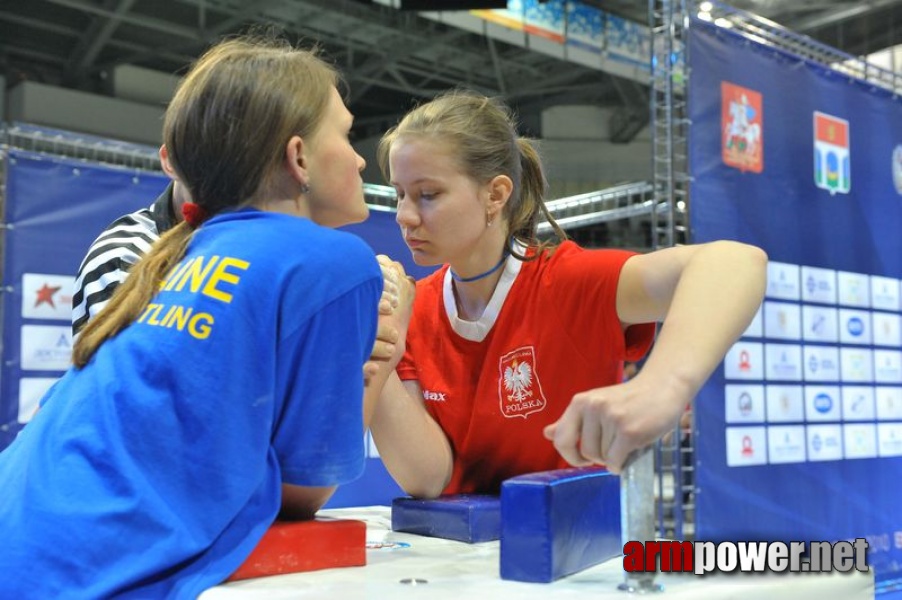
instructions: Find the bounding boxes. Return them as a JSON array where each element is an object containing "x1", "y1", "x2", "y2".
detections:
[
  {"x1": 725, "y1": 384, "x2": 765, "y2": 423},
  {"x1": 724, "y1": 342, "x2": 763, "y2": 380},
  {"x1": 804, "y1": 385, "x2": 842, "y2": 421},
  {"x1": 872, "y1": 312, "x2": 902, "y2": 347},
  {"x1": 870, "y1": 275, "x2": 901, "y2": 311},
  {"x1": 766, "y1": 262, "x2": 800, "y2": 301},
  {"x1": 767, "y1": 425, "x2": 806, "y2": 464},
  {"x1": 843, "y1": 423, "x2": 877, "y2": 459},
  {"x1": 422, "y1": 389, "x2": 448, "y2": 402},
  {"x1": 802, "y1": 306, "x2": 838, "y2": 342},
  {"x1": 803, "y1": 345, "x2": 840, "y2": 382},
  {"x1": 726, "y1": 426, "x2": 768, "y2": 466},
  {"x1": 22, "y1": 273, "x2": 75, "y2": 321},
  {"x1": 838, "y1": 309, "x2": 871, "y2": 345},
  {"x1": 765, "y1": 343, "x2": 803, "y2": 381},
  {"x1": 764, "y1": 301, "x2": 801, "y2": 340},
  {"x1": 840, "y1": 348, "x2": 873, "y2": 383},
  {"x1": 873, "y1": 350, "x2": 902, "y2": 383},
  {"x1": 875, "y1": 387, "x2": 902, "y2": 420},
  {"x1": 807, "y1": 424, "x2": 843, "y2": 462},
  {"x1": 801, "y1": 266, "x2": 837, "y2": 305},
  {"x1": 837, "y1": 271, "x2": 870, "y2": 308},
  {"x1": 841, "y1": 386, "x2": 875, "y2": 421},
  {"x1": 877, "y1": 422, "x2": 902, "y2": 457},
  {"x1": 21, "y1": 325, "x2": 72, "y2": 371},
  {"x1": 765, "y1": 385, "x2": 805, "y2": 422}
]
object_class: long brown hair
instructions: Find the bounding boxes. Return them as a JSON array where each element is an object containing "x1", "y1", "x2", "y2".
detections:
[
  {"x1": 377, "y1": 90, "x2": 567, "y2": 260},
  {"x1": 72, "y1": 35, "x2": 339, "y2": 368}
]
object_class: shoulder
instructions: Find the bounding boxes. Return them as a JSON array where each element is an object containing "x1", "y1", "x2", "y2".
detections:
[
  {"x1": 242, "y1": 213, "x2": 381, "y2": 283},
  {"x1": 214, "y1": 211, "x2": 369, "y2": 255},
  {"x1": 76, "y1": 208, "x2": 160, "y2": 276},
  {"x1": 300, "y1": 220, "x2": 379, "y2": 271},
  {"x1": 540, "y1": 241, "x2": 639, "y2": 277},
  {"x1": 94, "y1": 207, "x2": 159, "y2": 242},
  {"x1": 512, "y1": 241, "x2": 638, "y2": 305}
]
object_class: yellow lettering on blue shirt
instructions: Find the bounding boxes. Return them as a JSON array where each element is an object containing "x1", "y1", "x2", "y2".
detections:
[
  {"x1": 144, "y1": 255, "x2": 249, "y2": 341},
  {"x1": 161, "y1": 257, "x2": 196, "y2": 291},
  {"x1": 138, "y1": 303, "x2": 163, "y2": 324},
  {"x1": 174, "y1": 255, "x2": 221, "y2": 293},
  {"x1": 188, "y1": 312, "x2": 214, "y2": 339},
  {"x1": 202, "y1": 257, "x2": 250, "y2": 303}
]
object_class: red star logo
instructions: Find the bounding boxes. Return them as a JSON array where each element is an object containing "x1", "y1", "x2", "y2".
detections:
[{"x1": 34, "y1": 284, "x2": 62, "y2": 309}]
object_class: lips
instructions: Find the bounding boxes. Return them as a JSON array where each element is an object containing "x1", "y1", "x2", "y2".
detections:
[{"x1": 406, "y1": 238, "x2": 425, "y2": 248}]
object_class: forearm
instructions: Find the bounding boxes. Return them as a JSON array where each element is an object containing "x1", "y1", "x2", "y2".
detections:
[
  {"x1": 369, "y1": 373, "x2": 453, "y2": 498},
  {"x1": 363, "y1": 356, "x2": 395, "y2": 430},
  {"x1": 640, "y1": 241, "x2": 767, "y2": 398}
]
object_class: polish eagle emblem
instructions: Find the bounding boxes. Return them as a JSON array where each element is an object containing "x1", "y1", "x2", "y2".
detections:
[
  {"x1": 503, "y1": 360, "x2": 533, "y2": 402},
  {"x1": 498, "y1": 346, "x2": 547, "y2": 419}
]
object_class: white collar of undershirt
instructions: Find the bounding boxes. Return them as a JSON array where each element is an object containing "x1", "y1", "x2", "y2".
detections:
[{"x1": 442, "y1": 242, "x2": 525, "y2": 342}]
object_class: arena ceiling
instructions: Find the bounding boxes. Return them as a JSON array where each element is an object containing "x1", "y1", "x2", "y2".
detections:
[{"x1": 1, "y1": 0, "x2": 901, "y2": 141}]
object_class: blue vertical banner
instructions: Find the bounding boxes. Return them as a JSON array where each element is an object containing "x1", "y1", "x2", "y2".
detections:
[
  {"x1": 689, "y1": 20, "x2": 902, "y2": 590},
  {"x1": 1, "y1": 150, "x2": 170, "y2": 448},
  {"x1": 1, "y1": 145, "x2": 431, "y2": 508}
]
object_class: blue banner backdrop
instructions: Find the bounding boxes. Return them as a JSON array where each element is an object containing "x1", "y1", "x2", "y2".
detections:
[
  {"x1": 689, "y1": 20, "x2": 902, "y2": 590},
  {"x1": 1, "y1": 147, "x2": 432, "y2": 508},
  {"x1": 1, "y1": 150, "x2": 171, "y2": 448}
]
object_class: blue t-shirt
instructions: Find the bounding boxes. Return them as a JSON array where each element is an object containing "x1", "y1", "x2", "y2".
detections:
[{"x1": 0, "y1": 210, "x2": 381, "y2": 598}]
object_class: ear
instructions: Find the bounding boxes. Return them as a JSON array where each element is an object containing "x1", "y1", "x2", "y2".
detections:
[
  {"x1": 159, "y1": 145, "x2": 177, "y2": 179},
  {"x1": 284, "y1": 135, "x2": 310, "y2": 188},
  {"x1": 486, "y1": 174, "x2": 513, "y2": 218}
]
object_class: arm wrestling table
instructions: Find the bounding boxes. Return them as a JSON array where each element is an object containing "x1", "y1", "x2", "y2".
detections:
[{"x1": 200, "y1": 506, "x2": 874, "y2": 600}]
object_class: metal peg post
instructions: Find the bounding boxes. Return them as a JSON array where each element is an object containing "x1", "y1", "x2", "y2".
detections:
[{"x1": 618, "y1": 447, "x2": 664, "y2": 593}]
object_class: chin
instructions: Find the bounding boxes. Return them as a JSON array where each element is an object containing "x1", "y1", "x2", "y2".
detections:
[
  {"x1": 345, "y1": 205, "x2": 370, "y2": 226},
  {"x1": 322, "y1": 204, "x2": 369, "y2": 228},
  {"x1": 410, "y1": 250, "x2": 440, "y2": 267}
]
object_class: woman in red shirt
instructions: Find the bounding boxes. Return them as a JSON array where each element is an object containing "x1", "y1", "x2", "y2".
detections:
[{"x1": 369, "y1": 90, "x2": 767, "y2": 497}]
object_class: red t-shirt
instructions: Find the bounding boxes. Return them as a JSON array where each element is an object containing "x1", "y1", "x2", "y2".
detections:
[{"x1": 396, "y1": 241, "x2": 655, "y2": 494}]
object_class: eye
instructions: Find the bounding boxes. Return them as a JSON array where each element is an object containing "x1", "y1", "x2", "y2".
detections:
[{"x1": 419, "y1": 191, "x2": 437, "y2": 201}]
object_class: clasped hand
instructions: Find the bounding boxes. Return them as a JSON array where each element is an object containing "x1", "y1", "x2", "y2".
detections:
[{"x1": 363, "y1": 255, "x2": 415, "y2": 382}]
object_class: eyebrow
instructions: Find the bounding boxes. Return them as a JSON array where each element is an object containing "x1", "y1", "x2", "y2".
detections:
[{"x1": 390, "y1": 177, "x2": 441, "y2": 186}]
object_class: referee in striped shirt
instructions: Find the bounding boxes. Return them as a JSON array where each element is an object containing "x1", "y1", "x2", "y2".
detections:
[{"x1": 71, "y1": 179, "x2": 189, "y2": 335}]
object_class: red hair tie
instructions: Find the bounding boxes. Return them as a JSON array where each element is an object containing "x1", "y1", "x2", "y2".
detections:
[{"x1": 181, "y1": 202, "x2": 209, "y2": 228}]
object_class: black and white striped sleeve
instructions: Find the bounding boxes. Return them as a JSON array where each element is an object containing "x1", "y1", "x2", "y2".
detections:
[{"x1": 71, "y1": 210, "x2": 161, "y2": 334}]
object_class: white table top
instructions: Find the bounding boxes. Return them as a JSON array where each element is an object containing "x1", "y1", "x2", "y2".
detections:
[{"x1": 201, "y1": 506, "x2": 874, "y2": 600}]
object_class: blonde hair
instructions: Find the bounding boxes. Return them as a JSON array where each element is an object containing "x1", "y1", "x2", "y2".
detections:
[
  {"x1": 377, "y1": 90, "x2": 566, "y2": 260},
  {"x1": 72, "y1": 36, "x2": 339, "y2": 368}
]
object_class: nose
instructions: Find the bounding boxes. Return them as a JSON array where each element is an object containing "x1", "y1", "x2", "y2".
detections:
[
  {"x1": 356, "y1": 151, "x2": 366, "y2": 172},
  {"x1": 395, "y1": 197, "x2": 419, "y2": 229}
]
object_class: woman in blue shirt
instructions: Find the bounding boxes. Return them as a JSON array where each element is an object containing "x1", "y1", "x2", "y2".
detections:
[{"x1": 0, "y1": 35, "x2": 412, "y2": 599}]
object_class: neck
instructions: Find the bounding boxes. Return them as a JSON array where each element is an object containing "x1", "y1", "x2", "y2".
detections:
[
  {"x1": 255, "y1": 194, "x2": 311, "y2": 220},
  {"x1": 449, "y1": 250, "x2": 507, "y2": 283},
  {"x1": 450, "y1": 253, "x2": 508, "y2": 322}
]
